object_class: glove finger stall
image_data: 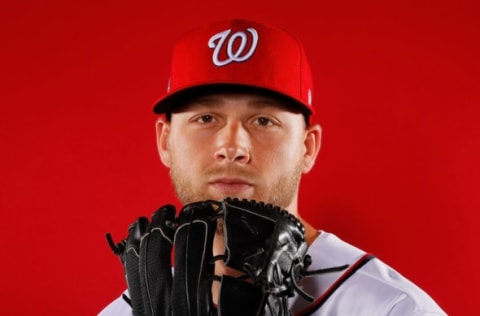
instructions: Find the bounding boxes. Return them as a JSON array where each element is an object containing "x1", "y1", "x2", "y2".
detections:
[
  {"x1": 139, "y1": 205, "x2": 177, "y2": 316},
  {"x1": 172, "y1": 201, "x2": 218, "y2": 316},
  {"x1": 125, "y1": 216, "x2": 149, "y2": 316}
]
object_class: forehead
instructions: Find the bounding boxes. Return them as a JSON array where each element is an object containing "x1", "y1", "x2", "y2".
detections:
[{"x1": 172, "y1": 91, "x2": 303, "y2": 114}]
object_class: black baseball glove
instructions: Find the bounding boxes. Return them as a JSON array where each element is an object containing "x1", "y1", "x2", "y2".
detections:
[{"x1": 107, "y1": 198, "x2": 315, "y2": 316}]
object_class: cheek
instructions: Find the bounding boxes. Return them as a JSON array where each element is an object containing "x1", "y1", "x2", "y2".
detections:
[
  {"x1": 168, "y1": 131, "x2": 211, "y2": 166},
  {"x1": 255, "y1": 137, "x2": 303, "y2": 166},
  {"x1": 261, "y1": 135, "x2": 305, "y2": 157}
]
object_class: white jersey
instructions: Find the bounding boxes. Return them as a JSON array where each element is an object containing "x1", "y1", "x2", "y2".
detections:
[{"x1": 99, "y1": 231, "x2": 446, "y2": 315}]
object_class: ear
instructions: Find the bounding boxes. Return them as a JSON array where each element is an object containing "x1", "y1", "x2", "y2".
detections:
[
  {"x1": 302, "y1": 123, "x2": 322, "y2": 173},
  {"x1": 155, "y1": 116, "x2": 171, "y2": 168}
]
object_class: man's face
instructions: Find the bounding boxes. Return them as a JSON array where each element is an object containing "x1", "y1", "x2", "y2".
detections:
[{"x1": 156, "y1": 92, "x2": 321, "y2": 214}]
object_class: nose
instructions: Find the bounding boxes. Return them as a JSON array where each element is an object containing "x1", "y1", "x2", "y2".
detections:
[{"x1": 214, "y1": 122, "x2": 251, "y2": 164}]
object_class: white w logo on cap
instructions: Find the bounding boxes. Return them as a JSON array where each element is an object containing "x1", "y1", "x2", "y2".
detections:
[{"x1": 208, "y1": 27, "x2": 258, "y2": 67}]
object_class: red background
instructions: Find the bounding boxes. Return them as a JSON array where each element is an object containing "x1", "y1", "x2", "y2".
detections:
[{"x1": 1, "y1": 1, "x2": 478, "y2": 315}]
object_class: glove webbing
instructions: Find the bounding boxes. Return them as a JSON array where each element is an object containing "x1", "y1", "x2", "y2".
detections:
[{"x1": 220, "y1": 198, "x2": 310, "y2": 315}]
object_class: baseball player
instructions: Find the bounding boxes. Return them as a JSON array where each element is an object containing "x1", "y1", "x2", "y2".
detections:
[{"x1": 99, "y1": 19, "x2": 446, "y2": 315}]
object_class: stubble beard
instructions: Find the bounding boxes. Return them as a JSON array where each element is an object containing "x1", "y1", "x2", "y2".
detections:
[
  {"x1": 169, "y1": 162, "x2": 303, "y2": 210},
  {"x1": 171, "y1": 164, "x2": 301, "y2": 236}
]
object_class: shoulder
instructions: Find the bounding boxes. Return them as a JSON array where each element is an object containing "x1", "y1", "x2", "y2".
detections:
[
  {"x1": 97, "y1": 290, "x2": 132, "y2": 316},
  {"x1": 290, "y1": 231, "x2": 447, "y2": 316}
]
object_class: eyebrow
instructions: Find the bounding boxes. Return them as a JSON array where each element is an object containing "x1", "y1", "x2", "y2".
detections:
[
  {"x1": 187, "y1": 95, "x2": 284, "y2": 109},
  {"x1": 170, "y1": 94, "x2": 308, "y2": 124}
]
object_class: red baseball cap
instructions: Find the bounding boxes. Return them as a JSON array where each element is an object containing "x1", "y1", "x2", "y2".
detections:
[{"x1": 153, "y1": 19, "x2": 314, "y2": 117}]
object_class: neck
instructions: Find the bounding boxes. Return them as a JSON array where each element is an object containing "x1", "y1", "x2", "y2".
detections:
[{"x1": 300, "y1": 218, "x2": 320, "y2": 245}]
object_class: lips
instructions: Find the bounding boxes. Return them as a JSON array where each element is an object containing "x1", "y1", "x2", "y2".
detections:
[{"x1": 209, "y1": 178, "x2": 253, "y2": 194}]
